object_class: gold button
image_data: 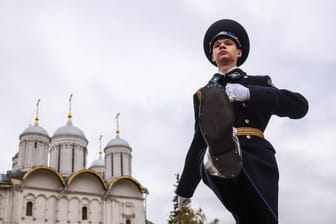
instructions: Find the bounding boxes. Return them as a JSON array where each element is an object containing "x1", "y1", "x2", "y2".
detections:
[
  {"x1": 242, "y1": 103, "x2": 247, "y2": 107},
  {"x1": 244, "y1": 76, "x2": 248, "y2": 79},
  {"x1": 245, "y1": 119, "x2": 250, "y2": 124},
  {"x1": 246, "y1": 135, "x2": 251, "y2": 139}
]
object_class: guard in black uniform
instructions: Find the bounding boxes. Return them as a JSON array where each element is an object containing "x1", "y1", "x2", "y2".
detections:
[{"x1": 176, "y1": 19, "x2": 308, "y2": 223}]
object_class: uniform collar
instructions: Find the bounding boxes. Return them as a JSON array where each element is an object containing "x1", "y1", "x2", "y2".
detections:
[
  {"x1": 225, "y1": 67, "x2": 246, "y2": 80},
  {"x1": 217, "y1": 66, "x2": 238, "y2": 76},
  {"x1": 210, "y1": 67, "x2": 246, "y2": 84}
]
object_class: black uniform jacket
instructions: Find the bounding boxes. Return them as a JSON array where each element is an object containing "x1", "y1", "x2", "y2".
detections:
[{"x1": 176, "y1": 68, "x2": 309, "y2": 200}]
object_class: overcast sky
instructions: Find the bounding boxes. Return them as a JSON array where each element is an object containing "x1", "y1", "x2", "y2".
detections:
[{"x1": 0, "y1": 0, "x2": 335, "y2": 223}]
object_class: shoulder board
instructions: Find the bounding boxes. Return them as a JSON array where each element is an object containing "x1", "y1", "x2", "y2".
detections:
[{"x1": 239, "y1": 75, "x2": 275, "y2": 87}]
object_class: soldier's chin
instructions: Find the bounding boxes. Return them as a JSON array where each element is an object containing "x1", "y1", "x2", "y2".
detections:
[{"x1": 217, "y1": 58, "x2": 234, "y2": 65}]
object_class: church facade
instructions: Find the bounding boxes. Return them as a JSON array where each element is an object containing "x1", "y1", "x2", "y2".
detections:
[{"x1": 0, "y1": 105, "x2": 148, "y2": 224}]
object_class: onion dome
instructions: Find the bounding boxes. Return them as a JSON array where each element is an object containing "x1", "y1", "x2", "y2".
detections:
[
  {"x1": 20, "y1": 99, "x2": 49, "y2": 139},
  {"x1": 90, "y1": 157, "x2": 105, "y2": 169},
  {"x1": 104, "y1": 113, "x2": 131, "y2": 150},
  {"x1": 90, "y1": 135, "x2": 105, "y2": 169},
  {"x1": 105, "y1": 135, "x2": 131, "y2": 150},
  {"x1": 52, "y1": 94, "x2": 87, "y2": 142},
  {"x1": 53, "y1": 120, "x2": 87, "y2": 141},
  {"x1": 20, "y1": 123, "x2": 49, "y2": 139}
]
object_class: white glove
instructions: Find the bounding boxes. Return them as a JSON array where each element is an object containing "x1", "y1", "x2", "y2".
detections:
[
  {"x1": 225, "y1": 83, "x2": 250, "y2": 102},
  {"x1": 177, "y1": 195, "x2": 191, "y2": 208}
]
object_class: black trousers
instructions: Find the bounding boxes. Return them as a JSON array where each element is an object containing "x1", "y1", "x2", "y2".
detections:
[{"x1": 200, "y1": 148, "x2": 279, "y2": 224}]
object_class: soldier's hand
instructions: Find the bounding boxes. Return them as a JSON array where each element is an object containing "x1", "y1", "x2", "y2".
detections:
[
  {"x1": 225, "y1": 83, "x2": 250, "y2": 102},
  {"x1": 177, "y1": 195, "x2": 191, "y2": 208}
]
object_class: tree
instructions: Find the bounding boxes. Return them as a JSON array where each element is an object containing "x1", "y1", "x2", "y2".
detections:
[
  {"x1": 169, "y1": 206, "x2": 206, "y2": 224},
  {"x1": 168, "y1": 173, "x2": 180, "y2": 223},
  {"x1": 168, "y1": 173, "x2": 219, "y2": 224}
]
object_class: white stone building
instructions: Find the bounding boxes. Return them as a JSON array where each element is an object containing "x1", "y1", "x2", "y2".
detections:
[{"x1": 0, "y1": 105, "x2": 148, "y2": 224}]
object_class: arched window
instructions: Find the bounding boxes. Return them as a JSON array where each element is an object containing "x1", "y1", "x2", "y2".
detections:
[
  {"x1": 34, "y1": 141, "x2": 38, "y2": 148},
  {"x1": 26, "y1": 201, "x2": 33, "y2": 216},
  {"x1": 82, "y1": 206, "x2": 88, "y2": 220},
  {"x1": 126, "y1": 219, "x2": 131, "y2": 224}
]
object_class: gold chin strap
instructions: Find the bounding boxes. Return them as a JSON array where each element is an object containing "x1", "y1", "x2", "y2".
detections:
[{"x1": 235, "y1": 127, "x2": 264, "y2": 138}]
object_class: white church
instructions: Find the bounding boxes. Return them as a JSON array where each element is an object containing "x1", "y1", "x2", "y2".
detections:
[{"x1": 0, "y1": 99, "x2": 149, "y2": 224}]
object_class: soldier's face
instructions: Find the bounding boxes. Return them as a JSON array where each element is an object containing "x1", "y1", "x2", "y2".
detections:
[{"x1": 211, "y1": 37, "x2": 242, "y2": 66}]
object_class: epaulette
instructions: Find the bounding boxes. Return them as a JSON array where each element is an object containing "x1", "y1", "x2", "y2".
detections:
[
  {"x1": 197, "y1": 89, "x2": 202, "y2": 102},
  {"x1": 239, "y1": 75, "x2": 276, "y2": 88}
]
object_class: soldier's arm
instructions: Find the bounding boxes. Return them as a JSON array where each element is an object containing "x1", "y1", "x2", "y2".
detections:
[{"x1": 248, "y1": 78, "x2": 308, "y2": 119}]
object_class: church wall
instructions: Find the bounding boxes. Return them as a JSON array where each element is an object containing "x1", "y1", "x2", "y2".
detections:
[
  {"x1": 104, "y1": 199, "x2": 113, "y2": 224},
  {"x1": 19, "y1": 190, "x2": 103, "y2": 224},
  {"x1": 109, "y1": 180, "x2": 146, "y2": 224},
  {"x1": 1, "y1": 120, "x2": 147, "y2": 224},
  {"x1": 17, "y1": 190, "x2": 60, "y2": 223},
  {"x1": 105, "y1": 155, "x2": 112, "y2": 180},
  {"x1": 60, "y1": 143, "x2": 72, "y2": 175},
  {"x1": 74, "y1": 146, "x2": 85, "y2": 172},
  {"x1": 50, "y1": 137, "x2": 88, "y2": 176},
  {"x1": 123, "y1": 199, "x2": 146, "y2": 224},
  {"x1": 18, "y1": 134, "x2": 50, "y2": 170},
  {"x1": 105, "y1": 146, "x2": 132, "y2": 179},
  {"x1": 20, "y1": 192, "x2": 35, "y2": 223},
  {"x1": 36, "y1": 146, "x2": 42, "y2": 166},
  {"x1": 1, "y1": 179, "x2": 146, "y2": 224},
  {"x1": 57, "y1": 196, "x2": 68, "y2": 223},
  {"x1": 9, "y1": 188, "x2": 21, "y2": 222},
  {"x1": 68, "y1": 197, "x2": 80, "y2": 223},
  {"x1": 111, "y1": 199, "x2": 122, "y2": 224},
  {"x1": 16, "y1": 189, "x2": 104, "y2": 224},
  {"x1": 49, "y1": 145, "x2": 57, "y2": 170},
  {"x1": 90, "y1": 199, "x2": 101, "y2": 223},
  {"x1": 47, "y1": 196, "x2": 57, "y2": 223},
  {"x1": 22, "y1": 170, "x2": 63, "y2": 191},
  {"x1": 122, "y1": 153, "x2": 132, "y2": 176},
  {"x1": 36, "y1": 142, "x2": 49, "y2": 166},
  {"x1": 114, "y1": 153, "x2": 122, "y2": 177},
  {"x1": 15, "y1": 179, "x2": 104, "y2": 224},
  {"x1": 106, "y1": 197, "x2": 146, "y2": 224},
  {"x1": 0, "y1": 191, "x2": 5, "y2": 222},
  {"x1": 91, "y1": 166, "x2": 105, "y2": 177},
  {"x1": 110, "y1": 180, "x2": 142, "y2": 198},
  {"x1": 56, "y1": 194, "x2": 104, "y2": 224},
  {"x1": 18, "y1": 141, "x2": 26, "y2": 169},
  {"x1": 35, "y1": 194, "x2": 47, "y2": 222},
  {"x1": 67, "y1": 173, "x2": 105, "y2": 194},
  {"x1": 25, "y1": 143, "x2": 33, "y2": 168}
]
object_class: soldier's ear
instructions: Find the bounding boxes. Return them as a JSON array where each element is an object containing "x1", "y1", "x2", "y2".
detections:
[{"x1": 237, "y1": 49, "x2": 242, "y2": 58}]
